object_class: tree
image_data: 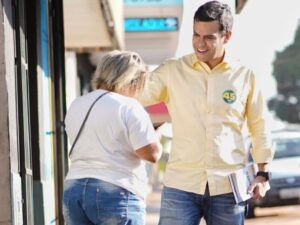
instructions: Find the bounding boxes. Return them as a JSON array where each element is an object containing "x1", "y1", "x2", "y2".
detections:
[{"x1": 268, "y1": 23, "x2": 300, "y2": 123}]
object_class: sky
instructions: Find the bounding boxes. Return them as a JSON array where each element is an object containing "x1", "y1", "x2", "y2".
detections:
[{"x1": 176, "y1": 0, "x2": 300, "y2": 101}]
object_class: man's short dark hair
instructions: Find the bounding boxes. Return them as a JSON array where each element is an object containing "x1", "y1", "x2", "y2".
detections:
[{"x1": 194, "y1": 1, "x2": 233, "y2": 34}]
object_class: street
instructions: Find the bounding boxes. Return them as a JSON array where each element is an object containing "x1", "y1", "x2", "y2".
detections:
[
  {"x1": 245, "y1": 205, "x2": 300, "y2": 225},
  {"x1": 146, "y1": 190, "x2": 300, "y2": 225}
]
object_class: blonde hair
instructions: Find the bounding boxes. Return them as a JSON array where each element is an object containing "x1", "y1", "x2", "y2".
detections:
[{"x1": 92, "y1": 50, "x2": 148, "y2": 94}]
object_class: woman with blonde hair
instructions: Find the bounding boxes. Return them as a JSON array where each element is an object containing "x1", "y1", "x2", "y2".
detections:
[{"x1": 63, "y1": 50, "x2": 162, "y2": 225}]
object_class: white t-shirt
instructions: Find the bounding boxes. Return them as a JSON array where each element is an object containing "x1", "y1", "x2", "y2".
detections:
[{"x1": 65, "y1": 90, "x2": 158, "y2": 199}]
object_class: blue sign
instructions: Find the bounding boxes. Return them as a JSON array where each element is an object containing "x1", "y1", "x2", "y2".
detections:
[
  {"x1": 125, "y1": 17, "x2": 178, "y2": 32},
  {"x1": 124, "y1": 0, "x2": 183, "y2": 6}
]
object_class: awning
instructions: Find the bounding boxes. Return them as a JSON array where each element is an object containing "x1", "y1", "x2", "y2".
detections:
[{"x1": 63, "y1": 0, "x2": 117, "y2": 52}]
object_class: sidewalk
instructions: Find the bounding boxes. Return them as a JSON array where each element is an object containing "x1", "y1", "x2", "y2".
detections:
[{"x1": 146, "y1": 186, "x2": 162, "y2": 225}]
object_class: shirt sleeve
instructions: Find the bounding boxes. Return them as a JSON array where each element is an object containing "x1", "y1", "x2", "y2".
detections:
[
  {"x1": 246, "y1": 71, "x2": 275, "y2": 163},
  {"x1": 125, "y1": 100, "x2": 159, "y2": 151},
  {"x1": 139, "y1": 60, "x2": 170, "y2": 106}
]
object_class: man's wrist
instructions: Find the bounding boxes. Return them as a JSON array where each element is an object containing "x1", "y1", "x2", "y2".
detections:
[{"x1": 256, "y1": 171, "x2": 271, "y2": 181}]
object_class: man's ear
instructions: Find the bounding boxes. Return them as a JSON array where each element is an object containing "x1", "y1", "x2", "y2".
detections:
[{"x1": 224, "y1": 31, "x2": 232, "y2": 44}]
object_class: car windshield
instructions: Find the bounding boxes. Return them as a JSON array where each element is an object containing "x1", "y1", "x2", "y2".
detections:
[{"x1": 273, "y1": 137, "x2": 300, "y2": 159}]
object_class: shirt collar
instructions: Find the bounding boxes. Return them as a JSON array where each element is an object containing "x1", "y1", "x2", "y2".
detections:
[{"x1": 191, "y1": 52, "x2": 239, "y2": 72}]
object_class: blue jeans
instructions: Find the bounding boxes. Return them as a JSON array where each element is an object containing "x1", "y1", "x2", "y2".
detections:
[
  {"x1": 158, "y1": 185, "x2": 247, "y2": 225},
  {"x1": 62, "y1": 178, "x2": 146, "y2": 225}
]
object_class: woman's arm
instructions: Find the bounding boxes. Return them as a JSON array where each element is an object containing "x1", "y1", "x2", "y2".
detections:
[{"x1": 135, "y1": 142, "x2": 163, "y2": 163}]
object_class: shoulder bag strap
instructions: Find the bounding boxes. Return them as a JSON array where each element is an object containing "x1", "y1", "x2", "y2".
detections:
[{"x1": 69, "y1": 91, "x2": 110, "y2": 157}]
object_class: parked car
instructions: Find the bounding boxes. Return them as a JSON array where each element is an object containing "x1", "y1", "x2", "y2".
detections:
[{"x1": 247, "y1": 130, "x2": 300, "y2": 218}]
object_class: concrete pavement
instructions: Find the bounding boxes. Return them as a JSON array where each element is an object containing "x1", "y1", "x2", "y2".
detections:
[{"x1": 145, "y1": 186, "x2": 162, "y2": 225}]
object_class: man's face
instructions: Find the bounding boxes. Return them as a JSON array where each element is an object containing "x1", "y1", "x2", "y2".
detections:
[{"x1": 192, "y1": 20, "x2": 231, "y2": 69}]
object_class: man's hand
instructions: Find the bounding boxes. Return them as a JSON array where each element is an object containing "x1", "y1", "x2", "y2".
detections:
[{"x1": 247, "y1": 176, "x2": 269, "y2": 200}]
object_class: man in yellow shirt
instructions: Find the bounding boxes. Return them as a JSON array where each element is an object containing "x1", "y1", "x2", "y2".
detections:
[{"x1": 141, "y1": 1, "x2": 274, "y2": 225}]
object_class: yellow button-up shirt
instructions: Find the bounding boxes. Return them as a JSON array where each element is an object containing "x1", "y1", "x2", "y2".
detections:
[{"x1": 141, "y1": 53, "x2": 274, "y2": 196}]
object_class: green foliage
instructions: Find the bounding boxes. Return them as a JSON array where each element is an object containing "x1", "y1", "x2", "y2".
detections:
[{"x1": 269, "y1": 23, "x2": 300, "y2": 123}]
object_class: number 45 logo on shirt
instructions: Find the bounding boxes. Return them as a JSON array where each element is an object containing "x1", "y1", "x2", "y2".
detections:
[{"x1": 223, "y1": 90, "x2": 236, "y2": 104}]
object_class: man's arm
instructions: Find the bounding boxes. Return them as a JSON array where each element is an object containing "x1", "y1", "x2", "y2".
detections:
[
  {"x1": 245, "y1": 71, "x2": 274, "y2": 200},
  {"x1": 138, "y1": 63, "x2": 169, "y2": 106}
]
